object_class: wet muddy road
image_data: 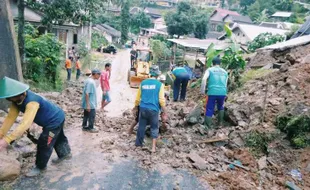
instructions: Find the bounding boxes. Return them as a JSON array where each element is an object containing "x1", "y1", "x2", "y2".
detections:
[{"x1": 9, "y1": 50, "x2": 209, "y2": 190}]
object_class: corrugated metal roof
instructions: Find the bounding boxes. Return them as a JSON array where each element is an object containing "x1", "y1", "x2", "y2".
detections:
[
  {"x1": 224, "y1": 15, "x2": 252, "y2": 24},
  {"x1": 167, "y1": 38, "x2": 228, "y2": 50},
  {"x1": 233, "y1": 24, "x2": 288, "y2": 41},
  {"x1": 291, "y1": 18, "x2": 310, "y2": 38},
  {"x1": 272, "y1": 12, "x2": 292, "y2": 18},
  {"x1": 93, "y1": 24, "x2": 121, "y2": 38},
  {"x1": 261, "y1": 35, "x2": 310, "y2": 50}
]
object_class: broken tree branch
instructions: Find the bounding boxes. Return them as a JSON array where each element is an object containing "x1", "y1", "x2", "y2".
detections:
[{"x1": 197, "y1": 137, "x2": 229, "y2": 144}]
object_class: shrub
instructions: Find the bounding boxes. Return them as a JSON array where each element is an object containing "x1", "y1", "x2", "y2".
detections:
[
  {"x1": 24, "y1": 24, "x2": 64, "y2": 89},
  {"x1": 91, "y1": 31, "x2": 108, "y2": 49},
  {"x1": 78, "y1": 37, "x2": 89, "y2": 58},
  {"x1": 276, "y1": 114, "x2": 310, "y2": 148},
  {"x1": 248, "y1": 32, "x2": 285, "y2": 52}
]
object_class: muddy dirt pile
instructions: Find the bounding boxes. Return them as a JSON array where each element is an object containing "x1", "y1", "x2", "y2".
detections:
[
  {"x1": 248, "y1": 41, "x2": 310, "y2": 68},
  {"x1": 226, "y1": 63, "x2": 310, "y2": 128},
  {"x1": 2, "y1": 66, "x2": 310, "y2": 189}
]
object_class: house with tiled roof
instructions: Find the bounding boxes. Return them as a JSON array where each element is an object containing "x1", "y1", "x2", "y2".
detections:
[
  {"x1": 9, "y1": 0, "x2": 91, "y2": 58},
  {"x1": 209, "y1": 8, "x2": 240, "y2": 32}
]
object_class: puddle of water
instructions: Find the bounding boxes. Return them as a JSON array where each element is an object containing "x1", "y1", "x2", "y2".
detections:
[{"x1": 12, "y1": 161, "x2": 208, "y2": 190}]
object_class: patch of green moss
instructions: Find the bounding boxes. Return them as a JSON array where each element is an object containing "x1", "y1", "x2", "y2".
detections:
[
  {"x1": 245, "y1": 130, "x2": 274, "y2": 156},
  {"x1": 276, "y1": 114, "x2": 310, "y2": 148}
]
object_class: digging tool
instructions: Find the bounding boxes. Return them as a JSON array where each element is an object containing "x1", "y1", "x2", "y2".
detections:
[
  {"x1": 26, "y1": 130, "x2": 38, "y2": 144},
  {"x1": 223, "y1": 159, "x2": 250, "y2": 171}
]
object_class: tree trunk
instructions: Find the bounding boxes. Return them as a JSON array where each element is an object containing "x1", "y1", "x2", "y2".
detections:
[
  {"x1": 0, "y1": 0, "x2": 23, "y2": 110},
  {"x1": 17, "y1": 0, "x2": 25, "y2": 72}
]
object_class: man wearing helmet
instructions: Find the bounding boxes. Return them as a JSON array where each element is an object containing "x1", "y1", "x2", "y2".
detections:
[{"x1": 0, "y1": 77, "x2": 71, "y2": 177}]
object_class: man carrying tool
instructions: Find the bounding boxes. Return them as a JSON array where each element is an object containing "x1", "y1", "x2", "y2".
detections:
[
  {"x1": 82, "y1": 69, "x2": 101, "y2": 133},
  {"x1": 172, "y1": 65, "x2": 190, "y2": 102},
  {"x1": 200, "y1": 57, "x2": 228, "y2": 128},
  {"x1": 100, "y1": 63, "x2": 112, "y2": 110},
  {"x1": 0, "y1": 77, "x2": 71, "y2": 177},
  {"x1": 133, "y1": 65, "x2": 168, "y2": 153}
]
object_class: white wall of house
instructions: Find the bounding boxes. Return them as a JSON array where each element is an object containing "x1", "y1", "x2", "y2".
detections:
[
  {"x1": 232, "y1": 28, "x2": 249, "y2": 45},
  {"x1": 103, "y1": 33, "x2": 113, "y2": 44},
  {"x1": 77, "y1": 24, "x2": 92, "y2": 50}
]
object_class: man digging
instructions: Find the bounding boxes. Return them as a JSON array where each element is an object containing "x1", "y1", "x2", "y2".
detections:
[
  {"x1": 0, "y1": 77, "x2": 71, "y2": 177},
  {"x1": 133, "y1": 65, "x2": 168, "y2": 153},
  {"x1": 200, "y1": 57, "x2": 228, "y2": 128}
]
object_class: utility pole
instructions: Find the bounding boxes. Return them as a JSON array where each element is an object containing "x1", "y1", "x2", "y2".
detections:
[{"x1": 0, "y1": 0, "x2": 23, "y2": 110}]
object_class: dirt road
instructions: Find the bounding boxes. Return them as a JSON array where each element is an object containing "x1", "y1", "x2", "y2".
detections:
[
  {"x1": 104, "y1": 50, "x2": 137, "y2": 117},
  {"x1": 5, "y1": 50, "x2": 208, "y2": 190}
]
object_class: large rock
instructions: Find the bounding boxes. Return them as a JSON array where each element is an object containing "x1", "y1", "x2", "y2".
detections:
[
  {"x1": 0, "y1": 153, "x2": 21, "y2": 181},
  {"x1": 188, "y1": 151, "x2": 207, "y2": 170}
]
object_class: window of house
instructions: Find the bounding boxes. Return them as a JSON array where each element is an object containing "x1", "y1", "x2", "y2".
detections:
[
  {"x1": 73, "y1": 34, "x2": 78, "y2": 44},
  {"x1": 238, "y1": 33, "x2": 240, "y2": 36}
]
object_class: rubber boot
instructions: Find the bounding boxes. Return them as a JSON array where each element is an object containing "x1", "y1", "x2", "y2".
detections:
[
  {"x1": 218, "y1": 110, "x2": 225, "y2": 128},
  {"x1": 204, "y1": 116, "x2": 213, "y2": 130}
]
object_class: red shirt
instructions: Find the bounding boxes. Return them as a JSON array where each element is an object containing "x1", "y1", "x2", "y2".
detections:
[{"x1": 100, "y1": 71, "x2": 110, "y2": 91}]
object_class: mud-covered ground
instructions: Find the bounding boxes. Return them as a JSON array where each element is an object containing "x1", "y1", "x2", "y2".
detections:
[{"x1": 1, "y1": 50, "x2": 310, "y2": 190}]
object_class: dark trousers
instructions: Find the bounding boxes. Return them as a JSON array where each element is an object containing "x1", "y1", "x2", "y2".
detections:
[
  {"x1": 206, "y1": 95, "x2": 226, "y2": 117},
  {"x1": 135, "y1": 107, "x2": 159, "y2": 146},
  {"x1": 67, "y1": 68, "x2": 72, "y2": 81},
  {"x1": 82, "y1": 109, "x2": 96, "y2": 129},
  {"x1": 36, "y1": 121, "x2": 71, "y2": 169},
  {"x1": 76, "y1": 69, "x2": 81, "y2": 80},
  {"x1": 130, "y1": 57, "x2": 136, "y2": 68},
  {"x1": 173, "y1": 74, "x2": 190, "y2": 101}
]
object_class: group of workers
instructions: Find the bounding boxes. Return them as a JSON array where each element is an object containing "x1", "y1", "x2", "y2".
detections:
[
  {"x1": 81, "y1": 63, "x2": 112, "y2": 133},
  {"x1": 0, "y1": 51, "x2": 228, "y2": 177},
  {"x1": 65, "y1": 47, "x2": 81, "y2": 81}
]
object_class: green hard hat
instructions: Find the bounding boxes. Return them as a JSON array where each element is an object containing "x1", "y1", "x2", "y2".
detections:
[{"x1": 0, "y1": 77, "x2": 29, "y2": 99}]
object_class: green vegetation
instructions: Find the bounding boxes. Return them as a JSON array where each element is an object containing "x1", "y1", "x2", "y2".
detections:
[
  {"x1": 130, "y1": 11, "x2": 152, "y2": 34},
  {"x1": 150, "y1": 40, "x2": 171, "y2": 64},
  {"x1": 245, "y1": 130, "x2": 275, "y2": 156},
  {"x1": 206, "y1": 25, "x2": 246, "y2": 91},
  {"x1": 240, "y1": 69, "x2": 274, "y2": 84},
  {"x1": 240, "y1": 0, "x2": 309, "y2": 23},
  {"x1": 276, "y1": 114, "x2": 310, "y2": 148},
  {"x1": 120, "y1": 1, "x2": 130, "y2": 44},
  {"x1": 91, "y1": 31, "x2": 108, "y2": 49},
  {"x1": 248, "y1": 33, "x2": 285, "y2": 52},
  {"x1": 164, "y1": 2, "x2": 209, "y2": 39},
  {"x1": 23, "y1": 24, "x2": 64, "y2": 90}
]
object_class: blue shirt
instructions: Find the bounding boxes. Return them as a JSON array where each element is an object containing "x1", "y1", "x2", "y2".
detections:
[
  {"x1": 82, "y1": 78, "x2": 97, "y2": 109},
  {"x1": 16, "y1": 90, "x2": 65, "y2": 129},
  {"x1": 203, "y1": 66, "x2": 228, "y2": 96},
  {"x1": 139, "y1": 79, "x2": 163, "y2": 112},
  {"x1": 172, "y1": 67, "x2": 189, "y2": 78}
]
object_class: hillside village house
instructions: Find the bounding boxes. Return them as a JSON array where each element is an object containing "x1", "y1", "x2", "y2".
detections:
[
  {"x1": 149, "y1": 0, "x2": 178, "y2": 7},
  {"x1": 259, "y1": 22, "x2": 300, "y2": 30},
  {"x1": 92, "y1": 24, "x2": 121, "y2": 44},
  {"x1": 221, "y1": 23, "x2": 288, "y2": 46},
  {"x1": 188, "y1": 0, "x2": 221, "y2": 7},
  {"x1": 209, "y1": 8, "x2": 252, "y2": 32},
  {"x1": 9, "y1": 0, "x2": 91, "y2": 58},
  {"x1": 271, "y1": 11, "x2": 293, "y2": 22}
]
